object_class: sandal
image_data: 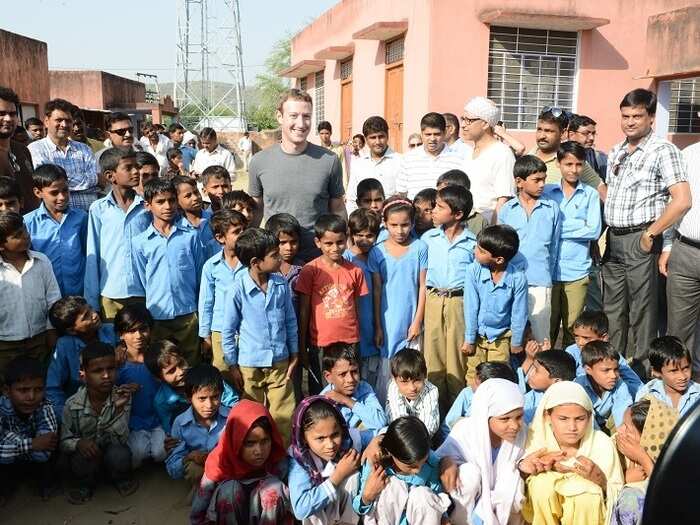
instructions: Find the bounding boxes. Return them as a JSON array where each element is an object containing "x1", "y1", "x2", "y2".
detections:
[
  {"x1": 115, "y1": 478, "x2": 139, "y2": 498},
  {"x1": 67, "y1": 486, "x2": 92, "y2": 505}
]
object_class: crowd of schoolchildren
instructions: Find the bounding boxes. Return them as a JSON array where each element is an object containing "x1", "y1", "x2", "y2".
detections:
[{"x1": 1, "y1": 101, "x2": 697, "y2": 525}]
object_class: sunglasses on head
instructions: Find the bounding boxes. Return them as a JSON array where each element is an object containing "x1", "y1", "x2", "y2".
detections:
[
  {"x1": 409, "y1": 142, "x2": 422, "y2": 148},
  {"x1": 109, "y1": 126, "x2": 134, "y2": 136},
  {"x1": 540, "y1": 106, "x2": 572, "y2": 121}
]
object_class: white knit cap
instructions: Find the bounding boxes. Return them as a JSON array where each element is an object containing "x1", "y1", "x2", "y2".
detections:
[
  {"x1": 183, "y1": 130, "x2": 197, "y2": 144},
  {"x1": 463, "y1": 96, "x2": 500, "y2": 128}
]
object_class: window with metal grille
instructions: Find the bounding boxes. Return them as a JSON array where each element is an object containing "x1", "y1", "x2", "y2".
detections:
[
  {"x1": 299, "y1": 76, "x2": 307, "y2": 91},
  {"x1": 385, "y1": 38, "x2": 404, "y2": 65},
  {"x1": 487, "y1": 26, "x2": 578, "y2": 130},
  {"x1": 669, "y1": 77, "x2": 700, "y2": 133},
  {"x1": 340, "y1": 59, "x2": 353, "y2": 80},
  {"x1": 315, "y1": 71, "x2": 325, "y2": 123}
]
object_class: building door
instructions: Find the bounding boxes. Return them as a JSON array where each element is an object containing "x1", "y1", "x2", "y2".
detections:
[
  {"x1": 385, "y1": 64, "x2": 404, "y2": 152},
  {"x1": 341, "y1": 80, "x2": 353, "y2": 143}
]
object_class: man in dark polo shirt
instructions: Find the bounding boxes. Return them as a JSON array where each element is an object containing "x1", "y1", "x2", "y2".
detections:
[
  {"x1": 249, "y1": 89, "x2": 345, "y2": 261},
  {"x1": 0, "y1": 86, "x2": 39, "y2": 213}
]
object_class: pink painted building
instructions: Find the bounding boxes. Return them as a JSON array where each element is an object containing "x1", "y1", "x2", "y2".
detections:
[{"x1": 283, "y1": 0, "x2": 700, "y2": 153}]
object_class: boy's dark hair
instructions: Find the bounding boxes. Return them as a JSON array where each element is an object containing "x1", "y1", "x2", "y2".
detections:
[
  {"x1": 363, "y1": 116, "x2": 389, "y2": 136},
  {"x1": 314, "y1": 214, "x2": 347, "y2": 239},
  {"x1": 348, "y1": 208, "x2": 381, "y2": 236},
  {"x1": 557, "y1": 141, "x2": 586, "y2": 162},
  {"x1": 201, "y1": 165, "x2": 231, "y2": 186},
  {"x1": 581, "y1": 340, "x2": 620, "y2": 367},
  {"x1": 436, "y1": 185, "x2": 473, "y2": 220},
  {"x1": 44, "y1": 98, "x2": 74, "y2": 117},
  {"x1": 620, "y1": 88, "x2": 657, "y2": 115},
  {"x1": 0, "y1": 176, "x2": 22, "y2": 201},
  {"x1": 356, "y1": 178, "x2": 385, "y2": 200},
  {"x1": 49, "y1": 296, "x2": 89, "y2": 335},
  {"x1": 437, "y1": 169, "x2": 470, "y2": 190},
  {"x1": 568, "y1": 114, "x2": 596, "y2": 131},
  {"x1": 144, "y1": 179, "x2": 176, "y2": 203},
  {"x1": 573, "y1": 310, "x2": 609, "y2": 337},
  {"x1": 168, "y1": 122, "x2": 185, "y2": 134},
  {"x1": 649, "y1": 336, "x2": 692, "y2": 373},
  {"x1": 353, "y1": 134, "x2": 365, "y2": 144},
  {"x1": 184, "y1": 364, "x2": 224, "y2": 399},
  {"x1": 221, "y1": 190, "x2": 257, "y2": 211},
  {"x1": 166, "y1": 147, "x2": 183, "y2": 162},
  {"x1": 443, "y1": 113, "x2": 459, "y2": 131},
  {"x1": 475, "y1": 361, "x2": 517, "y2": 384},
  {"x1": 198, "y1": 127, "x2": 217, "y2": 140},
  {"x1": 317, "y1": 121, "x2": 332, "y2": 133},
  {"x1": 629, "y1": 399, "x2": 651, "y2": 434},
  {"x1": 105, "y1": 112, "x2": 132, "y2": 130},
  {"x1": 171, "y1": 175, "x2": 197, "y2": 193},
  {"x1": 134, "y1": 151, "x2": 159, "y2": 169},
  {"x1": 81, "y1": 341, "x2": 116, "y2": 369},
  {"x1": 209, "y1": 208, "x2": 247, "y2": 237},
  {"x1": 380, "y1": 416, "x2": 430, "y2": 468},
  {"x1": 390, "y1": 348, "x2": 427, "y2": 381},
  {"x1": 3, "y1": 356, "x2": 44, "y2": 387},
  {"x1": 322, "y1": 343, "x2": 359, "y2": 372},
  {"x1": 476, "y1": 225, "x2": 519, "y2": 262},
  {"x1": 0, "y1": 211, "x2": 24, "y2": 244},
  {"x1": 114, "y1": 303, "x2": 154, "y2": 337},
  {"x1": 145, "y1": 339, "x2": 186, "y2": 378},
  {"x1": 513, "y1": 155, "x2": 547, "y2": 180},
  {"x1": 235, "y1": 227, "x2": 279, "y2": 267},
  {"x1": 420, "y1": 112, "x2": 446, "y2": 132},
  {"x1": 266, "y1": 213, "x2": 301, "y2": 240},
  {"x1": 100, "y1": 147, "x2": 137, "y2": 174},
  {"x1": 413, "y1": 188, "x2": 437, "y2": 208},
  {"x1": 0, "y1": 86, "x2": 20, "y2": 106},
  {"x1": 32, "y1": 164, "x2": 68, "y2": 190},
  {"x1": 534, "y1": 350, "x2": 577, "y2": 381},
  {"x1": 538, "y1": 108, "x2": 569, "y2": 131},
  {"x1": 24, "y1": 117, "x2": 43, "y2": 128}
]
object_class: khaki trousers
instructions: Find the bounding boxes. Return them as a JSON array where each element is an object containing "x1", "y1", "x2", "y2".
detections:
[
  {"x1": 465, "y1": 334, "x2": 511, "y2": 388},
  {"x1": 152, "y1": 313, "x2": 201, "y2": 366},
  {"x1": 550, "y1": 277, "x2": 589, "y2": 347},
  {"x1": 100, "y1": 296, "x2": 145, "y2": 323}
]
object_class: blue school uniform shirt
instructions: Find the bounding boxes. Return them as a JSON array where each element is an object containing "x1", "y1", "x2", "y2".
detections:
[
  {"x1": 117, "y1": 361, "x2": 160, "y2": 431},
  {"x1": 221, "y1": 270, "x2": 298, "y2": 367},
  {"x1": 498, "y1": 195, "x2": 561, "y2": 287},
  {"x1": 155, "y1": 381, "x2": 239, "y2": 434},
  {"x1": 84, "y1": 191, "x2": 151, "y2": 309},
  {"x1": 524, "y1": 389, "x2": 544, "y2": 424},
  {"x1": 24, "y1": 203, "x2": 88, "y2": 297},
  {"x1": 565, "y1": 344, "x2": 643, "y2": 398},
  {"x1": 320, "y1": 381, "x2": 386, "y2": 432},
  {"x1": 177, "y1": 213, "x2": 220, "y2": 260},
  {"x1": 442, "y1": 386, "x2": 474, "y2": 436},
  {"x1": 367, "y1": 239, "x2": 428, "y2": 358},
  {"x1": 198, "y1": 250, "x2": 243, "y2": 337},
  {"x1": 544, "y1": 182, "x2": 602, "y2": 282},
  {"x1": 635, "y1": 378, "x2": 700, "y2": 417},
  {"x1": 165, "y1": 405, "x2": 230, "y2": 479},
  {"x1": 133, "y1": 223, "x2": 204, "y2": 320},
  {"x1": 343, "y1": 249, "x2": 378, "y2": 358},
  {"x1": 463, "y1": 261, "x2": 528, "y2": 347},
  {"x1": 179, "y1": 145, "x2": 197, "y2": 171},
  {"x1": 421, "y1": 226, "x2": 476, "y2": 288},
  {"x1": 46, "y1": 324, "x2": 116, "y2": 422},
  {"x1": 575, "y1": 374, "x2": 632, "y2": 429}
]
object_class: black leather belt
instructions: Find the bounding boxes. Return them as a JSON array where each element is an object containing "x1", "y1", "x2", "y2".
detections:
[
  {"x1": 678, "y1": 234, "x2": 700, "y2": 250},
  {"x1": 427, "y1": 286, "x2": 463, "y2": 297},
  {"x1": 609, "y1": 222, "x2": 652, "y2": 236}
]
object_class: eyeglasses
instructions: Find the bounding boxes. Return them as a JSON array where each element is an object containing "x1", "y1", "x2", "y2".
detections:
[
  {"x1": 460, "y1": 116, "x2": 482, "y2": 126},
  {"x1": 109, "y1": 126, "x2": 134, "y2": 136},
  {"x1": 408, "y1": 142, "x2": 422, "y2": 148}
]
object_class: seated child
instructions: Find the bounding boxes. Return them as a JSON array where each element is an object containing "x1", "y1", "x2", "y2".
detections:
[
  {"x1": 190, "y1": 400, "x2": 291, "y2": 525},
  {"x1": 385, "y1": 348, "x2": 439, "y2": 438},
  {"x1": 353, "y1": 416, "x2": 449, "y2": 525},
  {"x1": 575, "y1": 341, "x2": 634, "y2": 431},
  {"x1": 519, "y1": 381, "x2": 624, "y2": 525},
  {"x1": 200, "y1": 166, "x2": 232, "y2": 211},
  {"x1": 320, "y1": 343, "x2": 386, "y2": 433},
  {"x1": 60, "y1": 342, "x2": 137, "y2": 504},
  {"x1": 568, "y1": 311, "x2": 642, "y2": 397},
  {"x1": 636, "y1": 336, "x2": 700, "y2": 416},
  {"x1": 413, "y1": 188, "x2": 437, "y2": 237},
  {"x1": 0, "y1": 357, "x2": 57, "y2": 503},
  {"x1": 114, "y1": 304, "x2": 167, "y2": 467},
  {"x1": 165, "y1": 364, "x2": 230, "y2": 486},
  {"x1": 356, "y1": 178, "x2": 385, "y2": 214},
  {"x1": 47, "y1": 296, "x2": 116, "y2": 420},
  {"x1": 221, "y1": 190, "x2": 257, "y2": 224},
  {"x1": 436, "y1": 168, "x2": 488, "y2": 236},
  {"x1": 511, "y1": 324, "x2": 549, "y2": 392},
  {"x1": 524, "y1": 349, "x2": 577, "y2": 424},
  {"x1": 172, "y1": 175, "x2": 219, "y2": 259},
  {"x1": 288, "y1": 396, "x2": 364, "y2": 524}
]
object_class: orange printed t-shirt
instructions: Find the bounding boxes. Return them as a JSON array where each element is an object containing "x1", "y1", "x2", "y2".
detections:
[{"x1": 294, "y1": 257, "x2": 368, "y2": 347}]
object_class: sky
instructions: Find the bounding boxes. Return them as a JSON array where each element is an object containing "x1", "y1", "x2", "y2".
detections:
[{"x1": 5, "y1": 0, "x2": 338, "y2": 87}]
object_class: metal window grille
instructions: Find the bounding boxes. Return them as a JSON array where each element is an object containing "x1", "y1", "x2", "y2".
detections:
[
  {"x1": 385, "y1": 38, "x2": 404, "y2": 64},
  {"x1": 669, "y1": 77, "x2": 700, "y2": 133},
  {"x1": 340, "y1": 59, "x2": 353, "y2": 80},
  {"x1": 487, "y1": 26, "x2": 578, "y2": 130},
  {"x1": 299, "y1": 76, "x2": 307, "y2": 91},
  {"x1": 315, "y1": 71, "x2": 325, "y2": 123}
]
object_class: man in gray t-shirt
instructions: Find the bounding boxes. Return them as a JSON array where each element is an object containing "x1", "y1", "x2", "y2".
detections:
[{"x1": 249, "y1": 89, "x2": 346, "y2": 261}]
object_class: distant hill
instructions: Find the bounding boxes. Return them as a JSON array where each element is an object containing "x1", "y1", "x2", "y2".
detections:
[{"x1": 148, "y1": 82, "x2": 260, "y2": 108}]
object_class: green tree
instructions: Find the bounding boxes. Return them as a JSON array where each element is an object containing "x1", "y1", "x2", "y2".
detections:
[{"x1": 246, "y1": 35, "x2": 291, "y2": 130}]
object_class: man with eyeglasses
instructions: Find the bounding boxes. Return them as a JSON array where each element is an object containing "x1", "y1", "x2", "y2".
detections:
[
  {"x1": 604, "y1": 88, "x2": 690, "y2": 373},
  {"x1": 96, "y1": 112, "x2": 142, "y2": 166},
  {"x1": 407, "y1": 133, "x2": 422, "y2": 149},
  {"x1": 568, "y1": 114, "x2": 607, "y2": 180}
]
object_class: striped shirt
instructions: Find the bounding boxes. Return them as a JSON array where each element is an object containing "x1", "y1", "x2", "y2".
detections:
[
  {"x1": 28, "y1": 137, "x2": 98, "y2": 191},
  {"x1": 604, "y1": 131, "x2": 687, "y2": 228},
  {"x1": 395, "y1": 145, "x2": 463, "y2": 199},
  {"x1": 0, "y1": 397, "x2": 57, "y2": 463},
  {"x1": 385, "y1": 379, "x2": 440, "y2": 437}
]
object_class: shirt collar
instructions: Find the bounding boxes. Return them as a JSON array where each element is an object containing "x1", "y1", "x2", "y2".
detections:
[
  {"x1": 477, "y1": 263, "x2": 514, "y2": 288},
  {"x1": 507, "y1": 195, "x2": 552, "y2": 211},
  {"x1": 241, "y1": 270, "x2": 283, "y2": 295},
  {"x1": 106, "y1": 190, "x2": 144, "y2": 209},
  {"x1": 180, "y1": 405, "x2": 229, "y2": 429},
  {"x1": 145, "y1": 221, "x2": 187, "y2": 239},
  {"x1": 362, "y1": 147, "x2": 397, "y2": 162}
]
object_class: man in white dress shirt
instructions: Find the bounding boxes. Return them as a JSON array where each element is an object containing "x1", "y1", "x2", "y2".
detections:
[
  {"x1": 139, "y1": 121, "x2": 172, "y2": 176},
  {"x1": 238, "y1": 131, "x2": 252, "y2": 171},
  {"x1": 191, "y1": 127, "x2": 237, "y2": 178}
]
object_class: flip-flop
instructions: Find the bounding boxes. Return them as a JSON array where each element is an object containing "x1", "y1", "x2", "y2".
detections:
[
  {"x1": 67, "y1": 487, "x2": 92, "y2": 505},
  {"x1": 115, "y1": 478, "x2": 139, "y2": 498}
]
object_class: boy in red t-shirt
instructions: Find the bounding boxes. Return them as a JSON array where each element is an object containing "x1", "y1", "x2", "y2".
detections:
[{"x1": 295, "y1": 214, "x2": 368, "y2": 395}]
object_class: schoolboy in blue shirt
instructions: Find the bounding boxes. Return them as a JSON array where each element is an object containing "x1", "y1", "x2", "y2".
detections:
[
  {"x1": 165, "y1": 364, "x2": 230, "y2": 486},
  {"x1": 544, "y1": 142, "x2": 602, "y2": 347},
  {"x1": 422, "y1": 185, "x2": 476, "y2": 414},
  {"x1": 46, "y1": 296, "x2": 116, "y2": 421},
  {"x1": 84, "y1": 148, "x2": 151, "y2": 321},
  {"x1": 523, "y1": 350, "x2": 576, "y2": 424},
  {"x1": 498, "y1": 155, "x2": 561, "y2": 345},
  {"x1": 636, "y1": 336, "x2": 700, "y2": 416},
  {"x1": 575, "y1": 340, "x2": 633, "y2": 431},
  {"x1": 172, "y1": 176, "x2": 219, "y2": 259},
  {"x1": 134, "y1": 179, "x2": 205, "y2": 367},
  {"x1": 198, "y1": 209, "x2": 247, "y2": 380},
  {"x1": 463, "y1": 225, "x2": 528, "y2": 388},
  {"x1": 24, "y1": 164, "x2": 88, "y2": 297},
  {"x1": 221, "y1": 228, "x2": 298, "y2": 445}
]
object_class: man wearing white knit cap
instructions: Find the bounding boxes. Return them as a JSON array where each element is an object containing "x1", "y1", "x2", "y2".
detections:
[{"x1": 461, "y1": 96, "x2": 516, "y2": 223}]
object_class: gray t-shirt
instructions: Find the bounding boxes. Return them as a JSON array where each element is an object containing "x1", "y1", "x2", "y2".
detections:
[{"x1": 249, "y1": 142, "x2": 344, "y2": 259}]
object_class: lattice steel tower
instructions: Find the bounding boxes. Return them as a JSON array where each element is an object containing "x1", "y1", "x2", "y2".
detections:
[{"x1": 174, "y1": 0, "x2": 246, "y2": 131}]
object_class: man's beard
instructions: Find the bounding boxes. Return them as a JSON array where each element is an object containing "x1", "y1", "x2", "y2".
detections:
[{"x1": 0, "y1": 130, "x2": 14, "y2": 140}]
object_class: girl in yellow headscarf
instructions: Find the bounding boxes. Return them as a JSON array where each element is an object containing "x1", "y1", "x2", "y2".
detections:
[{"x1": 517, "y1": 381, "x2": 623, "y2": 525}]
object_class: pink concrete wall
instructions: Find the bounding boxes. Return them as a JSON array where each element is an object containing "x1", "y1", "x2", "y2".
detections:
[
  {"x1": 0, "y1": 30, "x2": 50, "y2": 116},
  {"x1": 50, "y1": 71, "x2": 105, "y2": 109}
]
